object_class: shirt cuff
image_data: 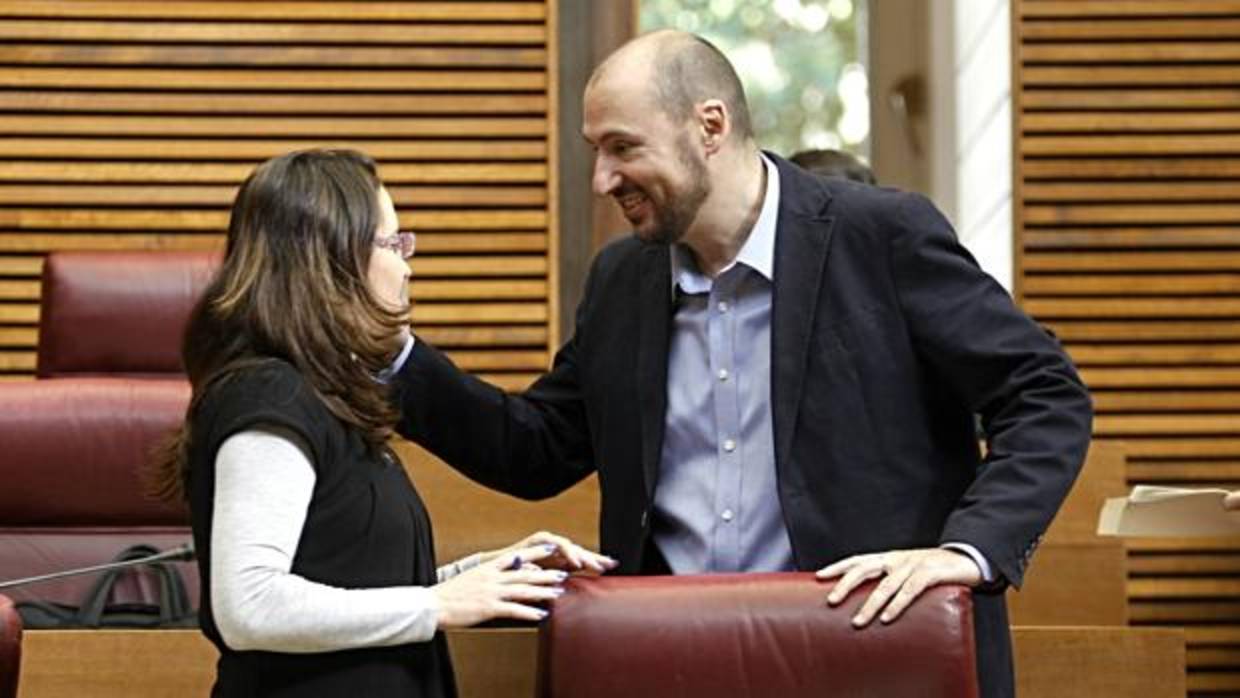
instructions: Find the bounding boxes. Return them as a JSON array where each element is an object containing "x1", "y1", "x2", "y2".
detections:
[
  {"x1": 376, "y1": 334, "x2": 415, "y2": 384},
  {"x1": 940, "y1": 542, "x2": 995, "y2": 584}
]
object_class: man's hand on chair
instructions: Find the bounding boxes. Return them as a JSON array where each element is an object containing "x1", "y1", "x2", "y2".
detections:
[{"x1": 816, "y1": 548, "x2": 982, "y2": 627}]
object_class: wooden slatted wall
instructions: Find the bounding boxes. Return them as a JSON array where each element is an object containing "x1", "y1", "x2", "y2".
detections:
[
  {"x1": 1014, "y1": 1, "x2": 1240, "y2": 694},
  {"x1": 0, "y1": 1, "x2": 558, "y2": 390}
]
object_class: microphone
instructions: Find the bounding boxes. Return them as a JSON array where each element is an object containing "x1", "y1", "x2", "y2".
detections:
[{"x1": 0, "y1": 542, "x2": 195, "y2": 591}]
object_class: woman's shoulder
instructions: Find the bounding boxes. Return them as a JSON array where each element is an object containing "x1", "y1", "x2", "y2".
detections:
[{"x1": 199, "y1": 358, "x2": 333, "y2": 437}]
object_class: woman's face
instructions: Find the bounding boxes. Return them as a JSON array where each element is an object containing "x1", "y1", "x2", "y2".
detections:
[{"x1": 367, "y1": 186, "x2": 411, "y2": 314}]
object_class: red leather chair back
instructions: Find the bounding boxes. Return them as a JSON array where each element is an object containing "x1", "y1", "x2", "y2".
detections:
[
  {"x1": 0, "y1": 378, "x2": 196, "y2": 606},
  {"x1": 37, "y1": 250, "x2": 219, "y2": 378},
  {"x1": 538, "y1": 573, "x2": 979, "y2": 698},
  {"x1": 0, "y1": 594, "x2": 21, "y2": 698}
]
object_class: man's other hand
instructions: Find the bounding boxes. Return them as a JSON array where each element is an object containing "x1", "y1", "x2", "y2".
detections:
[{"x1": 816, "y1": 548, "x2": 982, "y2": 627}]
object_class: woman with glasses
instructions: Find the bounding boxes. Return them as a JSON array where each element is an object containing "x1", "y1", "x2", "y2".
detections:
[{"x1": 152, "y1": 149, "x2": 613, "y2": 697}]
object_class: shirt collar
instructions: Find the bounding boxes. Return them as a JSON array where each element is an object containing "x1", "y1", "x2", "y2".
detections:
[{"x1": 670, "y1": 153, "x2": 780, "y2": 296}]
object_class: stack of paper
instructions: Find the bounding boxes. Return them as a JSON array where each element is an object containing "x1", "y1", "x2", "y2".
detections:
[{"x1": 1098, "y1": 486, "x2": 1240, "y2": 537}]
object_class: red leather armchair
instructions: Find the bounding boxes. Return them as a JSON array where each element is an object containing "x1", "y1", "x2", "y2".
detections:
[
  {"x1": 37, "y1": 250, "x2": 218, "y2": 378},
  {"x1": 0, "y1": 594, "x2": 20, "y2": 698},
  {"x1": 0, "y1": 251, "x2": 217, "y2": 606},
  {"x1": 538, "y1": 573, "x2": 979, "y2": 698}
]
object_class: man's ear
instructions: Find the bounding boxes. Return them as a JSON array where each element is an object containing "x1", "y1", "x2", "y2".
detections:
[{"x1": 696, "y1": 99, "x2": 730, "y2": 155}]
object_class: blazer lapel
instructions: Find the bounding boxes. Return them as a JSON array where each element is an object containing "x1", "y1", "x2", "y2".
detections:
[
  {"x1": 637, "y1": 243, "x2": 673, "y2": 499},
  {"x1": 771, "y1": 164, "x2": 835, "y2": 473}
]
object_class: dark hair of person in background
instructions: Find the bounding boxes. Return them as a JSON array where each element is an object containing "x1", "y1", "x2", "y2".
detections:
[
  {"x1": 788, "y1": 148, "x2": 878, "y2": 186},
  {"x1": 150, "y1": 149, "x2": 406, "y2": 501}
]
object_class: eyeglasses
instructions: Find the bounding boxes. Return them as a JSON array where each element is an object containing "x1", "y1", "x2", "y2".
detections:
[{"x1": 374, "y1": 231, "x2": 416, "y2": 259}]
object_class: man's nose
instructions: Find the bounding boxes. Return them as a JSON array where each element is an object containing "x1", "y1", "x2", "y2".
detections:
[{"x1": 592, "y1": 156, "x2": 620, "y2": 196}]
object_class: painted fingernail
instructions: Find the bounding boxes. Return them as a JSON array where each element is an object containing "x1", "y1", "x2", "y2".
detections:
[
  {"x1": 555, "y1": 571, "x2": 569, "y2": 581},
  {"x1": 538, "y1": 610, "x2": 549, "y2": 619},
  {"x1": 543, "y1": 543, "x2": 558, "y2": 552}
]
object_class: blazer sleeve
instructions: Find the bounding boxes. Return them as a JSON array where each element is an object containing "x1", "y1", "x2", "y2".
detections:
[
  {"x1": 391, "y1": 274, "x2": 599, "y2": 501},
  {"x1": 887, "y1": 193, "x2": 1093, "y2": 587}
]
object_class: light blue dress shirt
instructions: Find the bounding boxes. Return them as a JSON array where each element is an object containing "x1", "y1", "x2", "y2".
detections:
[{"x1": 652, "y1": 155, "x2": 794, "y2": 573}]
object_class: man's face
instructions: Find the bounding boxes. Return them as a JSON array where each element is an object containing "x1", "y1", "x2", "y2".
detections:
[{"x1": 583, "y1": 80, "x2": 711, "y2": 244}]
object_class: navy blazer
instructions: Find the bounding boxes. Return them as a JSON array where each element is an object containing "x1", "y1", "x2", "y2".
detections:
[{"x1": 395, "y1": 154, "x2": 1093, "y2": 698}]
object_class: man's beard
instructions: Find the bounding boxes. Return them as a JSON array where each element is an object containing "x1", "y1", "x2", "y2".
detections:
[{"x1": 638, "y1": 134, "x2": 711, "y2": 245}]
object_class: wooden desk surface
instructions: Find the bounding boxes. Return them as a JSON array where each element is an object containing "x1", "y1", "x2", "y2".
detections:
[{"x1": 18, "y1": 625, "x2": 1183, "y2": 698}]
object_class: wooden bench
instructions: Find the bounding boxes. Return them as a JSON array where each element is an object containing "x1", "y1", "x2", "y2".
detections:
[{"x1": 18, "y1": 625, "x2": 1184, "y2": 698}]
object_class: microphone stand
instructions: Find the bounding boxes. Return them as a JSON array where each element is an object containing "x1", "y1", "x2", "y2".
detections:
[{"x1": 0, "y1": 543, "x2": 195, "y2": 591}]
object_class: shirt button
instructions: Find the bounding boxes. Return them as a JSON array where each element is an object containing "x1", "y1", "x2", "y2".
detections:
[
  {"x1": 721, "y1": 509, "x2": 734, "y2": 522},
  {"x1": 723, "y1": 438, "x2": 736, "y2": 452},
  {"x1": 718, "y1": 368, "x2": 729, "y2": 382},
  {"x1": 718, "y1": 301, "x2": 730, "y2": 313}
]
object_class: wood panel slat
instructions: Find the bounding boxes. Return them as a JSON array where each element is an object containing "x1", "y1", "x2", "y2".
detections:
[
  {"x1": 1080, "y1": 368, "x2": 1240, "y2": 388},
  {"x1": 1095, "y1": 415, "x2": 1240, "y2": 436},
  {"x1": 1025, "y1": 228, "x2": 1240, "y2": 250},
  {"x1": 0, "y1": 2, "x2": 547, "y2": 21},
  {"x1": 1022, "y1": 18, "x2": 1240, "y2": 40},
  {"x1": 1024, "y1": 182, "x2": 1240, "y2": 201},
  {"x1": 0, "y1": 138, "x2": 548, "y2": 161},
  {"x1": 1025, "y1": 204, "x2": 1240, "y2": 225},
  {"x1": 1022, "y1": 160, "x2": 1240, "y2": 180},
  {"x1": 1045, "y1": 320, "x2": 1240, "y2": 342},
  {"x1": 0, "y1": 45, "x2": 546, "y2": 68},
  {"x1": 0, "y1": 68, "x2": 546, "y2": 91},
  {"x1": 1025, "y1": 275, "x2": 1240, "y2": 295},
  {"x1": 1024, "y1": 114, "x2": 1240, "y2": 134},
  {"x1": 1021, "y1": 1, "x2": 1240, "y2": 18},
  {"x1": 1025, "y1": 298, "x2": 1240, "y2": 318},
  {"x1": 1024, "y1": 65, "x2": 1240, "y2": 86},
  {"x1": 0, "y1": 210, "x2": 548, "y2": 231},
  {"x1": 0, "y1": 184, "x2": 548, "y2": 208},
  {"x1": 1023, "y1": 42, "x2": 1240, "y2": 63},
  {"x1": 0, "y1": 116, "x2": 548, "y2": 138},
  {"x1": 416, "y1": 326, "x2": 547, "y2": 347},
  {"x1": 0, "y1": 91, "x2": 549, "y2": 114},
  {"x1": 1023, "y1": 135, "x2": 1240, "y2": 157},
  {"x1": 1071, "y1": 345, "x2": 1240, "y2": 365},
  {"x1": 0, "y1": 162, "x2": 549, "y2": 184},
  {"x1": 1023, "y1": 88, "x2": 1240, "y2": 110},
  {"x1": 1025, "y1": 251, "x2": 1240, "y2": 272},
  {"x1": 1093, "y1": 392, "x2": 1240, "y2": 412},
  {"x1": 0, "y1": 21, "x2": 547, "y2": 45},
  {"x1": 1127, "y1": 461, "x2": 1240, "y2": 481}
]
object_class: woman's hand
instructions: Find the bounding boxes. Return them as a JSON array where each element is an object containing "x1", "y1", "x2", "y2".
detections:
[
  {"x1": 1225, "y1": 491, "x2": 1240, "y2": 511},
  {"x1": 482, "y1": 530, "x2": 618, "y2": 575},
  {"x1": 431, "y1": 543, "x2": 567, "y2": 629}
]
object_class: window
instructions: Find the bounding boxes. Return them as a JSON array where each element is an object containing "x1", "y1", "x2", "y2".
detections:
[{"x1": 640, "y1": 0, "x2": 869, "y2": 159}]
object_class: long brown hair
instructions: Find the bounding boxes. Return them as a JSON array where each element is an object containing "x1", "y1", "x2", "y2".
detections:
[{"x1": 150, "y1": 149, "x2": 407, "y2": 501}]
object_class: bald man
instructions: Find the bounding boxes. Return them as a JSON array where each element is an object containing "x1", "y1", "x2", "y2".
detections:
[{"x1": 393, "y1": 31, "x2": 1091, "y2": 698}]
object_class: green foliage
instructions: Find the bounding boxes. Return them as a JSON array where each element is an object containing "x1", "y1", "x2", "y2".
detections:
[{"x1": 640, "y1": 0, "x2": 868, "y2": 159}]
